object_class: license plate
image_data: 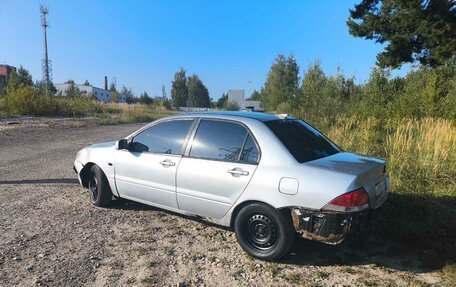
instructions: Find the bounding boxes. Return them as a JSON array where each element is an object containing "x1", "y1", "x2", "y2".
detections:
[{"x1": 375, "y1": 180, "x2": 386, "y2": 197}]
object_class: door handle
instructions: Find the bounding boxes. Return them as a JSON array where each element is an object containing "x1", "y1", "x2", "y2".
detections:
[
  {"x1": 227, "y1": 168, "x2": 249, "y2": 176},
  {"x1": 159, "y1": 160, "x2": 176, "y2": 167}
]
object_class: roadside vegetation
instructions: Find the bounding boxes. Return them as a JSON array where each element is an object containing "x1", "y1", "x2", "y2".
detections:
[
  {"x1": 0, "y1": 67, "x2": 176, "y2": 124},
  {"x1": 264, "y1": 1, "x2": 455, "y2": 270},
  {"x1": 96, "y1": 103, "x2": 178, "y2": 125},
  {"x1": 254, "y1": 55, "x2": 456, "y2": 270},
  {"x1": 322, "y1": 116, "x2": 456, "y2": 265}
]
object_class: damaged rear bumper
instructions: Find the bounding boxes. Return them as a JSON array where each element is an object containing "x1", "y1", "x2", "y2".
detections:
[{"x1": 290, "y1": 207, "x2": 371, "y2": 245}]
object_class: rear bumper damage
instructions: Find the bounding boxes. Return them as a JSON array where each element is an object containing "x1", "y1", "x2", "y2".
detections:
[{"x1": 290, "y1": 207, "x2": 370, "y2": 245}]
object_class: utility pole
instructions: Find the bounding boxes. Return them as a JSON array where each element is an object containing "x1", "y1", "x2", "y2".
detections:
[{"x1": 40, "y1": 5, "x2": 52, "y2": 94}]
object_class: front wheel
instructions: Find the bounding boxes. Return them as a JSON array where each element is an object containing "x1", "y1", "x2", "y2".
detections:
[
  {"x1": 88, "y1": 165, "x2": 112, "y2": 207},
  {"x1": 234, "y1": 203, "x2": 295, "y2": 261}
]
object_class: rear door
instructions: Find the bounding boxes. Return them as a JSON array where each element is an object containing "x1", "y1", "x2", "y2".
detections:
[
  {"x1": 114, "y1": 119, "x2": 194, "y2": 209},
  {"x1": 176, "y1": 119, "x2": 260, "y2": 219}
]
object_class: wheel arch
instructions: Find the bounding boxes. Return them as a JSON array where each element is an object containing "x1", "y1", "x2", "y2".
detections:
[
  {"x1": 230, "y1": 200, "x2": 290, "y2": 228},
  {"x1": 79, "y1": 162, "x2": 96, "y2": 188}
]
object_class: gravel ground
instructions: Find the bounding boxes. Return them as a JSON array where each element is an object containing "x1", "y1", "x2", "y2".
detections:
[{"x1": 0, "y1": 118, "x2": 449, "y2": 286}]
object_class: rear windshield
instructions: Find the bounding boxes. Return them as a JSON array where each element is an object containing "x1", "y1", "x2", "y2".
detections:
[{"x1": 265, "y1": 119, "x2": 340, "y2": 163}]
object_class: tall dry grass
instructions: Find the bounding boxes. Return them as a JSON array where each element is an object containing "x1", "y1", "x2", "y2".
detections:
[
  {"x1": 0, "y1": 87, "x2": 178, "y2": 124},
  {"x1": 318, "y1": 116, "x2": 456, "y2": 260},
  {"x1": 97, "y1": 103, "x2": 179, "y2": 125},
  {"x1": 324, "y1": 116, "x2": 382, "y2": 155},
  {"x1": 323, "y1": 117, "x2": 456, "y2": 191},
  {"x1": 386, "y1": 118, "x2": 456, "y2": 190}
]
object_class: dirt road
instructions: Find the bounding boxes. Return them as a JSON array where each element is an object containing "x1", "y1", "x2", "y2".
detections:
[{"x1": 0, "y1": 119, "x2": 448, "y2": 286}]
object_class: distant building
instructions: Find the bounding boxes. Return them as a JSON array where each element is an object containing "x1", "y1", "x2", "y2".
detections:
[
  {"x1": 228, "y1": 89, "x2": 262, "y2": 111},
  {"x1": 0, "y1": 64, "x2": 16, "y2": 94},
  {"x1": 55, "y1": 82, "x2": 126, "y2": 103}
]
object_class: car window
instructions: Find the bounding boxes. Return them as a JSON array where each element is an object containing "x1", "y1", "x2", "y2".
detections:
[
  {"x1": 131, "y1": 120, "x2": 193, "y2": 154},
  {"x1": 240, "y1": 134, "x2": 259, "y2": 163},
  {"x1": 190, "y1": 120, "x2": 248, "y2": 161},
  {"x1": 265, "y1": 119, "x2": 340, "y2": 163}
]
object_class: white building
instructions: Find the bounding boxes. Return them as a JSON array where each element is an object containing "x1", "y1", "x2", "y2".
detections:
[
  {"x1": 228, "y1": 90, "x2": 262, "y2": 111},
  {"x1": 55, "y1": 83, "x2": 126, "y2": 103}
]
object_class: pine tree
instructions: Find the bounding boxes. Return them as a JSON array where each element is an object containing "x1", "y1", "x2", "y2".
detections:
[
  {"x1": 186, "y1": 74, "x2": 210, "y2": 107},
  {"x1": 171, "y1": 68, "x2": 188, "y2": 107},
  {"x1": 347, "y1": 0, "x2": 456, "y2": 68}
]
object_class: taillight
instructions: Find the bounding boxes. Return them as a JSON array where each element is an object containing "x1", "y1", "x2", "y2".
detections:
[{"x1": 322, "y1": 188, "x2": 369, "y2": 212}]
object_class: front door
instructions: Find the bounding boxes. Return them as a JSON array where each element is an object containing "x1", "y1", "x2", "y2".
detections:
[
  {"x1": 176, "y1": 119, "x2": 260, "y2": 219},
  {"x1": 114, "y1": 119, "x2": 194, "y2": 209}
]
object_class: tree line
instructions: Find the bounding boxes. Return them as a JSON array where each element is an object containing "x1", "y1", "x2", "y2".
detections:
[
  {"x1": 254, "y1": 54, "x2": 455, "y2": 123},
  {"x1": 170, "y1": 68, "x2": 211, "y2": 108},
  {"x1": 249, "y1": 0, "x2": 456, "y2": 122},
  {"x1": 1, "y1": 66, "x2": 171, "y2": 107}
]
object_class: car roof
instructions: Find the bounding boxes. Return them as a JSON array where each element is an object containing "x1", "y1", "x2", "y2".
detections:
[{"x1": 171, "y1": 111, "x2": 296, "y2": 122}]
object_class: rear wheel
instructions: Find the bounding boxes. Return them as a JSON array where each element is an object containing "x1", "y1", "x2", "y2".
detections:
[
  {"x1": 88, "y1": 165, "x2": 112, "y2": 207},
  {"x1": 234, "y1": 203, "x2": 295, "y2": 261}
]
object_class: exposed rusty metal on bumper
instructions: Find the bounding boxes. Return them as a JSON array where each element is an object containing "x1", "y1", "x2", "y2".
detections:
[{"x1": 290, "y1": 207, "x2": 370, "y2": 245}]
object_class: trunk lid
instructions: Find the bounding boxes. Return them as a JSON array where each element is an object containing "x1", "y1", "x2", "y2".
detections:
[{"x1": 304, "y1": 152, "x2": 389, "y2": 209}]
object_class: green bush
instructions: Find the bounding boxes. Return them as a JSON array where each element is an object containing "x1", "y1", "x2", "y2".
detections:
[
  {"x1": 2, "y1": 85, "x2": 52, "y2": 115},
  {"x1": 261, "y1": 59, "x2": 456, "y2": 124},
  {"x1": 295, "y1": 63, "x2": 346, "y2": 122},
  {"x1": 223, "y1": 101, "x2": 240, "y2": 111},
  {"x1": 1, "y1": 85, "x2": 102, "y2": 117},
  {"x1": 54, "y1": 96, "x2": 102, "y2": 116}
]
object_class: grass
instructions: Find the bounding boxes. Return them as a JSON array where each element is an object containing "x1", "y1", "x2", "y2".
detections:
[
  {"x1": 141, "y1": 276, "x2": 159, "y2": 285},
  {"x1": 282, "y1": 273, "x2": 302, "y2": 284},
  {"x1": 442, "y1": 263, "x2": 456, "y2": 283},
  {"x1": 265, "y1": 263, "x2": 281, "y2": 277},
  {"x1": 163, "y1": 247, "x2": 174, "y2": 256},
  {"x1": 316, "y1": 270, "x2": 330, "y2": 279},
  {"x1": 107, "y1": 260, "x2": 124, "y2": 269},
  {"x1": 0, "y1": 88, "x2": 179, "y2": 125},
  {"x1": 96, "y1": 103, "x2": 179, "y2": 125},
  {"x1": 340, "y1": 267, "x2": 358, "y2": 274},
  {"x1": 133, "y1": 246, "x2": 149, "y2": 256},
  {"x1": 191, "y1": 251, "x2": 204, "y2": 262},
  {"x1": 319, "y1": 116, "x2": 456, "y2": 265}
]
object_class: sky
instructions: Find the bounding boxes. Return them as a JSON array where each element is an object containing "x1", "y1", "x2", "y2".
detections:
[{"x1": 0, "y1": 1, "x2": 410, "y2": 100}]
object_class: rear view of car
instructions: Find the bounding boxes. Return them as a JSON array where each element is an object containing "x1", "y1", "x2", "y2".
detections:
[{"x1": 266, "y1": 118, "x2": 388, "y2": 245}]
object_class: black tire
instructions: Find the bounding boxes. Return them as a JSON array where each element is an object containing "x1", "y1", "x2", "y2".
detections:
[
  {"x1": 234, "y1": 203, "x2": 295, "y2": 261},
  {"x1": 88, "y1": 165, "x2": 112, "y2": 207}
]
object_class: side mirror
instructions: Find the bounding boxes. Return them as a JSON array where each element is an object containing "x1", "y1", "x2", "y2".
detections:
[{"x1": 117, "y1": 139, "x2": 129, "y2": 150}]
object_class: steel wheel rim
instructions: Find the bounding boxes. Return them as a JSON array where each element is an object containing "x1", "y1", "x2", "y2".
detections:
[
  {"x1": 88, "y1": 176, "x2": 98, "y2": 202},
  {"x1": 244, "y1": 214, "x2": 277, "y2": 251}
]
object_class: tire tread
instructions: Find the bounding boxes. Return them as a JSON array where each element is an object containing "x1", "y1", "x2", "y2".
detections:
[{"x1": 90, "y1": 165, "x2": 112, "y2": 207}]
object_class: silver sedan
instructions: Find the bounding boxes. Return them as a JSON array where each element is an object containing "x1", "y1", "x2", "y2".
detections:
[{"x1": 74, "y1": 111, "x2": 389, "y2": 260}]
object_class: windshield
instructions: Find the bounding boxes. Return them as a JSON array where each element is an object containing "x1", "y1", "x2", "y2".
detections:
[{"x1": 265, "y1": 119, "x2": 341, "y2": 163}]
